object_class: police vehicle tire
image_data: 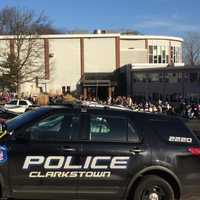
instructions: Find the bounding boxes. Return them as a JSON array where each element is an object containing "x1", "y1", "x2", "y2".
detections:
[{"x1": 133, "y1": 175, "x2": 175, "y2": 200}]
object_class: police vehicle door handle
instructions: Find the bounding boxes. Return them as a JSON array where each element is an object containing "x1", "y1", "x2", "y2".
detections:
[
  {"x1": 129, "y1": 148, "x2": 143, "y2": 155},
  {"x1": 62, "y1": 147, "x2": 76, "y2": 152}
]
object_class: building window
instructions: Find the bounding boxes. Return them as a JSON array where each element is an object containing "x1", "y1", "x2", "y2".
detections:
[
  {"x1": 167, "y1": 73, "x2": 178, "y2": 83},
  {"x1": 171, "y1": 46, "x2": 181, "y2": 63},
  {"x1": 134, "y1": 72, "x2": 160, "y2": 82},
  {"x1": 151, "y1": 73, "x2": 160, "y2": 82},
  {"x1": 149, "y1": 46, "x2": 153, "y2": 54},
  {"x1": 149, "y1": 45, "x2": 181, "y2": 64},
  {"x1": 134, "y1": 73, "x2": 147, "y2": 82},
  {"x1": 148, "y1": 45, "x2": 169, "y2": 64},
  {"x1": 149, "y1": 55, "x2": 153, "y2": 63},
  {"x1": 190, "y1": 72, "x2": 198, "y2": 82}
]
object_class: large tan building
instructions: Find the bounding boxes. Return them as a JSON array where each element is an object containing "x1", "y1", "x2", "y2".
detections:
[{"x1": 0, "y1": 33, "x2": 184, "y2": 96}]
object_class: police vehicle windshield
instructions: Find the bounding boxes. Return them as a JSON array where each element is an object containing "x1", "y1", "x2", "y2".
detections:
[{"x1": 6, "y1": 108, "x2": 50, "y2": 131}]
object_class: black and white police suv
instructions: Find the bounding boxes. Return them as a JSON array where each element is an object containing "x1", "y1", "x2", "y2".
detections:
[{"x1": 0, "y1": 103, "x2": 199, "y2": 200}]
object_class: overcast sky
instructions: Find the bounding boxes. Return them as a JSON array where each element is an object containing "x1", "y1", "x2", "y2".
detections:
[{"x1": 0, "y1": 0, "x2": 199, "y2": 37}]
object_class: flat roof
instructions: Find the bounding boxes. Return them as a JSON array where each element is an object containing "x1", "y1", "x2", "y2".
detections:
[{"x1": 0, "y1": 34, "x2": 183, "y2": 41}]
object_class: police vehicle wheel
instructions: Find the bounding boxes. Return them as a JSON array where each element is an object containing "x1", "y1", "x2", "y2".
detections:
[{"x1": 134, "y1": 175, "x2": 174, "y2": 200}]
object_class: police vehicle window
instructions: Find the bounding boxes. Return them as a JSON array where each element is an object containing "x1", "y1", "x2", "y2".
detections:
[
  {"x1": 19, "y1": 101, "x2": 27, "y2": 105},
  {"x1": 128, "y1": 122, "x2": 140, "y2": 143},
  {"x1": 8, "y1": 100, "x2": 17, "y2": 105},
  {"x1": 89, "y1": 115, "x2": 127, "y2": 142},
  {"x1": 27, "y1": 113, "x2": 78, "y2": 141}
]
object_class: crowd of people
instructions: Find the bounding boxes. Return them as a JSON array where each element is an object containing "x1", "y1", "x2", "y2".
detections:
[
  {"x1": 81, "y1": 96, "x2": 200, "y2": 120},
  {"x1": 1, "y1": 90, "x2": 200, "y2": 120}
]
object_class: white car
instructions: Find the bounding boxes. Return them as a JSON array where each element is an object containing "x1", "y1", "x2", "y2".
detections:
[{"x1": 4, "y1": 99, "x2": 33, "y2": 113}]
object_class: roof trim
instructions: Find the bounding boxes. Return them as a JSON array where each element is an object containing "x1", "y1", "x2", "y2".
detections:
[
  {"x1": 132, "y1": 65, "x2": 200, "y2": 72},
  {"x1": 0, "y1": 34, "x2": 120, "y2": 39},
  {"x1": 0, "y1": 34, "x2": 183, "y2": 41},
  {"x1": 131, "y1": 63, "x2": 184, "y2": 69},
  {"x1": 120, "y1": 35, "x2": 184, "y2": 42}
]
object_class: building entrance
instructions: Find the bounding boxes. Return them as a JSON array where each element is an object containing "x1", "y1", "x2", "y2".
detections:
[
  {"x1": 81, "y1": 73, "x2": 117, "y2": 101},
  {"x1": 84, "y1": 86, "x2": 108, "y2": 101},
  {"x1": 82, "y1": 80, "x2": 116, "y2": 101}
]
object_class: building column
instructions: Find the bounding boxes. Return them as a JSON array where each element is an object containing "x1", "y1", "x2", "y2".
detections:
[
  {"x1": 108, "y1": 86, "x2": 112, "y2": 97},
  {"x1": 44, "y1": 38, "x2": 50, "y2": 80},
  {"x1": 80, "y1": 38, "x2": 84, "y2": 77},
  {"x1": 115, "y1": 37, "x2": 120, "y2": 69},
  {"x1": 9, "y1": 39, "x2": 15, "y2": 55},
  {"x1": 168, "y1": 41, "x2": 172, "y2": 64},
  {"x1": 83, "y1": 87, "x2": 87, "y2": 100},
  {"x1": 145, "y1": 39, "x2": 148, "y2": 63}
]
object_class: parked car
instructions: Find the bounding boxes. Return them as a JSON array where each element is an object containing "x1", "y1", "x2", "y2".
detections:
[
  {"x1": 0, "y1": 107, "x2": 18, "y2": 123},
  {"x1": 4, "y1": 99, "x2": 32, "y2": 113},
  {"x1": 0, "y1": 103, "x2": 199, "y2": 200},
  {"x1": 24, "y1": 104, "x2": 40, "y2": 112}
]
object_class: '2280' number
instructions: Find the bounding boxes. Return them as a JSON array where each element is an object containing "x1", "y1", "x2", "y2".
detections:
[{"x1": 169, "y1": 136, "x2": 192, "y2": 143}]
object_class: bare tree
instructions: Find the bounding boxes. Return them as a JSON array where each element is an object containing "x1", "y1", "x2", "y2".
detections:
[
  {"x1": 0, "y1": 6, "x2": 57, "y2": 95},
  {"x1": 0, "y1": 7, "x2": 60, "y2": 35},
  {"x1": 183, "y1": 32, "x2": 200, "y2": 66}
]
